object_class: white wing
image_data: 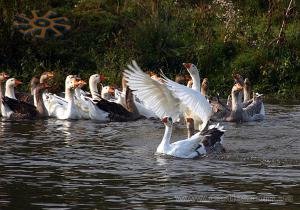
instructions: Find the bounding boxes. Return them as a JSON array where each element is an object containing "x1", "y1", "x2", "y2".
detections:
[
  {"x1": 162, "y1": 74, "x2": 212, "y2": 130},
  {"x1": 123, "y1": 60, "x2": 181, "y2": 120}
]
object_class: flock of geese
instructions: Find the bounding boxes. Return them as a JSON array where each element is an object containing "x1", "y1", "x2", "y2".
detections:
[{"x1": 0, "y1": 61, "x2": 265, "y2": 159}]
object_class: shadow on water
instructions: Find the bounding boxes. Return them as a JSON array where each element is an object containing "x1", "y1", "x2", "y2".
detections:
[{"x1": 0, "y1": 104, "x2": 299, "y2": 209}]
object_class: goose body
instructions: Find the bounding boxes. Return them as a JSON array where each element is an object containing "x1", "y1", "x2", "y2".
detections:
[
  {"x1": 43, "y1": 77, "x2": 81, "y2": 120},
  {"x1": 157, "y1": 117, "x2": 225, "y2": 158},
  {"x1": 74, "y1": 82, "x2": 91, "y2": 120},
  {"x1": 1, "y1": 78, "x2": 49, "y2": 119},
  {"x1": 124, "y1": 61, "x2": 212, "y2": 132},
  {"x1": 225, "y1": 84, "x2": 265, "y2": 122},
  {"x1": 123, "y1": 61, "x2": 224, "y2": 158},
  {"x1": 15, "y1": 71, "x2": 54, "y2": 106},
  {"x1": 114, "y1": 78, "x2": 158, "y2": 119},
  {"x1": 86, "y1": 74, "x2": 140, "y2": 122}
]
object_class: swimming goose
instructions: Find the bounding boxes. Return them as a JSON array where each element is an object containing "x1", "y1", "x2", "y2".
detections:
[
  {"x1": 225, "y1": 83, "x2": 265, "y2": 122},
  {"x1": 85, "y1": 74, "x2": 141, "y2": 122},
  {"x1": 157, "y1": 116, "x2": 225, "y2": 158},
  {"x1": 43, "y1": 77, "x2": 82, "y2": 120},
  {"x1": 101, "y1": 85, "x2": 115, "y2": 100},
  {"x1": 0, "y1": 72, "x2": 9, "y2": 95},
  {"x1": 242, "y1": 78, "x2": 265, "y2": 115},
  {"x1": 15, "y1": 71, "x2": 54, "y2": 105},
  {"x1": 73, "y1": 80, "x2": 91, "y2": 119},
  {"x1": 1, "y1": 78, "x2": 49, "y2": 119},
  {"x1": 0, "y1": 72, "x2": 10, "y2": 116},
  {"x1": 201, "y1": 78, "x2": 209, "y2": 97},
  {"x1": 123, "y1": 60, "x2": 212, "y2": 133}
]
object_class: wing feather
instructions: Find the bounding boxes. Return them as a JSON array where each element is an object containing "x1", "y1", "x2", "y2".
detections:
[
  {"x1": 162, "y1": 74, "x2": 212, "y2": 129},
  {"x1": 123, "y1": 61, "x2": 181, "y2": 120}
]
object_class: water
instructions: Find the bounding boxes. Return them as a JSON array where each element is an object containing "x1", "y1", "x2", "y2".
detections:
[{"x1": 0, "y1": 104, "x2": 299, "y2": 209}]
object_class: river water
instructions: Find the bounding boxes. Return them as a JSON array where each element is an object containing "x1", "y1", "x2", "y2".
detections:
[{"x1": 0, "y1": 104, "x2": 299, "y2": 209}]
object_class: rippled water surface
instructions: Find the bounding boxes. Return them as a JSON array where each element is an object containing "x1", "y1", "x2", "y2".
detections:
[{"x1": 0, "y1": 104, "x2": 299, "y2": 209}]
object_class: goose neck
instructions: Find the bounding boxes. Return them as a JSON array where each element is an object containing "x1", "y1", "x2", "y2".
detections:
[
  {"x1": 65, "y1": 88, "x2": 74, "y2": 102},
  {"x1": 89, "y1": 80, "x2": 101, "y2": 100},
  {"x1": 243, "y1": 87, "x2": 251, "y2": 103},
  {"x1": 160, "y1": 124, "x2": 172, "y2": 149},
  {"x1": 191, "y1": 74, "x2": 201, "y2": 92},
  {"x1": 5, "y1": 84, "x2": 16, "y2": 99},
  {"x1": 34, "y1": 90, "x2": 48, "y2": 117},
  {"x1": 231, "y1": 91, "x2": 242, "y2": 111}
]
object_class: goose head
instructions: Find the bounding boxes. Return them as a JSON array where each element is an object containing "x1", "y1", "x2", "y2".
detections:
[
  {"x1": 6, "y1": 78, "x2": 22, "y2": 88},
  {"x1": 0, "y1": 72, "x2": 9, "y2": 82},
  {"x1": 148, "y1": 71, "x2": 163, "y2": 83},
  {"x1": 162, "y1": 116, "x2": 173, "y2": 126},
  {"x1": 244, "y1": 78, "x2": 251, "y2": 91},
  {"x1": 231, "y1": 83, "x2": 243, "y2": 107},
  {"x1": 65, "y1": 75, "x2": 78, "y2": 87},
  {"x1": 77, "y1": 79, "x2": 87, "y2": 89},
  {"x1": 30, "y1": 76, "x2": 40, "y2": 95},
  {"x1": 231, "y1": 83, "x2": 243, "y2": 95},
  {"x1": 187, "y1": 79, "x2": 193, "y2": 88},
  {"x1": 201, "y1": 78, "x2": 209, "y2": 96},
  {"x1": 66, "y1": 78, "x2": 81, "y2": 91},
  {"x1": 233, "y1": 73, "x2": 244, "y2": 86},
  {"x1": 175, "y1": 74, "x2": 187, "y2": 85},
  {"x1": 40, "y1": 71, "x2": 54, "y2": 83},
  {"x1": 101, "y1": 85, "x2": 115, "y2": 98},
  {"x1": 183, "y1": 63, "x2": 199, "y2": 77},
  {"x1": 89, "y1": 74, "x2": 105, "y2": 85}
]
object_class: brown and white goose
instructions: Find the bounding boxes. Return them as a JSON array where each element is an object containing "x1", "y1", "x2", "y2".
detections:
[
  {"x1": 225, "y1": 83, "x2": 265, "y2": 122},
  {"x1": 85, "y1": 74, "x2": 141, "y2": 122},
  {"x1": 15, "y1": 71, "x2": 54, "y2": 105},
  {"x1": 1, "y1": 78, "x2": 49, "y2": 119}
]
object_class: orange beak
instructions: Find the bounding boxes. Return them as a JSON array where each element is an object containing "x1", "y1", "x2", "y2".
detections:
[
  {"x1": 108, "y1": 86, "x2": 115, "y2": 95},
  {"x1": 15, "y1": 79, "x2": 23, "y2": 86},
  {"x1": 235, "y1": 83, "x2": 243, "y2": 90},
  {"x1": 183, "y1": 63, "x2": 192, "y2": 69},
  {"x1": 47, "y1": 71, "x2": 55, "y2": 78},
  {"x1": 99, "y1": 74, "x2": 106, "y2": 82},
  {"x1": 162, "y1": 117, "x2": 168, "y2": 123},
  {"x1": 79, "y1": 80, "x2": 87, "y2": 86}
]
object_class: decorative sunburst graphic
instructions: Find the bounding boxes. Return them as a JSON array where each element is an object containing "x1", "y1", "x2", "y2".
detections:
[{"x1": 14, "y1": 10, "x2": 71, "y2": 39}]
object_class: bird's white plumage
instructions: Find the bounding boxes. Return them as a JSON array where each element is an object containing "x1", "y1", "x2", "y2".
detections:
[
  {"x1": 162, "y1": 74, "x2": 213, "y2": 130},
  {"x1": 123, "y1": 61, "x2": 182, "y2": 120}
]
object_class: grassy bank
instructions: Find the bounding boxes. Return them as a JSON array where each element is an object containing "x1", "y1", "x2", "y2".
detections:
[{"x1": 0, "y1": 0, "x2": 299, "y2": 102}]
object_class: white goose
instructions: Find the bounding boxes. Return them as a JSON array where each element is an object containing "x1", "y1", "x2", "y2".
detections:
[
  {"x1": 124, "y1": 60, "x2": 212, "y2": 132},
  {"x1": 74, "y1": 80, "x2": 91, "y2": 119},
  {"x1": 43, "y1": 77, "x2": 82, "y2": 120},
  {"x1": 1, "y1": 78, "x2": 22, "y2": 118},
  {"x1": 157, "y1": 116, "x2": 225, "y2": 158},
  {"x1": 1, "y1": 78, "x2": 48, "y2": 119},
  {"x1": 183, "y1": 63, "x2": 201, "y2": 92},
  {"x1": 84, "y1": 74, "x2": 109, "y2": 122},
  {"x1": 123, "y1": 61, "x2": 224, "y2": 158}
]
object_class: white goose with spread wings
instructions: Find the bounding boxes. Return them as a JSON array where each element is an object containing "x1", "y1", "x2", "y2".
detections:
[
  {"x1": 157, "y1": 116, "x2": 225, "y2": 158},
  {"x1": 123, "y1": 60, "x2": 212, "y2": 131},
  {"x1": 123, "y1": 61, "x2": 224, "y2": 158}
]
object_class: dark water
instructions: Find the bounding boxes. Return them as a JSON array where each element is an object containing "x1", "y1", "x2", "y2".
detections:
[{"x1": 0, "y1": 104, "x2": 299, "y2": 210}]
